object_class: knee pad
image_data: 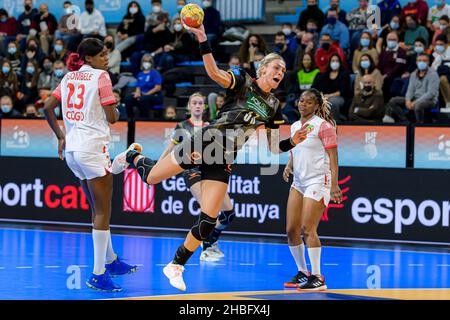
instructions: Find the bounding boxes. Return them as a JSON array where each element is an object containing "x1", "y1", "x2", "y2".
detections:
[
  {"x1": 191, "y1": 212, "x2": 217, "y2": 241},
  {"x1": 217, "y1": 209, "x2": 235, "y2": 230},
  {"x1": 136, "y1": 157, "x2": 155, "y2": 183}
]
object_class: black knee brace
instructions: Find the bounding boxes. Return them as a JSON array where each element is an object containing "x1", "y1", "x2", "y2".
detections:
[
  {"x1": 217, "y1": 209, "x2": 235, "y2": 230},
  {"x1": 191, "y1": 212, "x2": 217, "y2": 241},
  {"x1": 136, "y1": 157, "x2": 155, "y2": 183}
]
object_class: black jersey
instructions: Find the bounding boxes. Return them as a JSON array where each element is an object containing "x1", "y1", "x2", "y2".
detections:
[{"x1": 170, "y1": 118, "x2": 207, "y2": 146}]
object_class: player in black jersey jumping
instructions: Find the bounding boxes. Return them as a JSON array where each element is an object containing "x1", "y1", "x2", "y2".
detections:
[
  {"x1": 159, "y1": 92, "x2": 235, "y2": 262},
  {"x1": 112, "y1": 23, "x2": 308, "y2": 291}
]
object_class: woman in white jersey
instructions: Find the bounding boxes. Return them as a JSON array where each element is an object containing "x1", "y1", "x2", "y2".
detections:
[
  {"x1": 43, "y1": 38, "x2": 137, "y2": 292},
  {"x1": 283, "y1": 88, "x2": 342, "y2": 291}
]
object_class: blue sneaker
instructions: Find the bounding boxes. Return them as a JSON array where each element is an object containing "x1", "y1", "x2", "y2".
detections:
[
  {"x1": 86, "y1": 271, "x2": 122, "y2": 292},
  {"x1": 105, "y1": 256, "x2": 138, "y2": 277}
]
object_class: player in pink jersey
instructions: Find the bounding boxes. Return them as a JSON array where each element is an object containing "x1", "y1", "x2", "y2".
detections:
[
  {"x1": 43, "y1": 38, "x2": 137, "y2": 292},
  {"x1": 283, "y1": 88, "x2": 343, "y2": 291}
]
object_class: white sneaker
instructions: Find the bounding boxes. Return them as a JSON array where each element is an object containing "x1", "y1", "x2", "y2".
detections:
[
  {"x1": 200, "y1": 248, "x2": 220, "y2": 262},
  {"x1": 210, "y1": 242, "x2": 225, "y2": 258},
  {"x1": 111, "y1": 143, "x2": 143, "y2": 175},
  {"x1": 163, "y1": 262, "x2": 186, "y2": 291},
  {"x1": 382, "y1": 115, "x2": 395, "y2": 123}
]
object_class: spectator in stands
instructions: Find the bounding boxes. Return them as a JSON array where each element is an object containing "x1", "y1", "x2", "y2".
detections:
[
  {"x1": 5, "y1": 42, "x2": 22, "y2": 74},
  {"x1": 0, "y1": 60, "x2": 20, "y2": 98},
  {"x1": 293, "y1": 31, "x2": 317, "y2": 71},
  {"x1": 431, "y1": 15, "x2": 450, "y2": 46},
  {"x1": 329, "y1": 0, "x2": 348, "y2": 26},
  {"x1": 384, "y1": 53, "x2": 439, "y2": 123},
  {"x1": 124, "y1": 54, "x2": 163, "y2": 119},
  {"x1": 228, "y1": 54, "x2": 242, "y2": 69},
  {"x1": 404, "y1": 15, "x2": 429, "y2": 54},
  {"x1": 352, "y1": 30, "x2": 379, "y2": 73},
  {"x1": 30, "y1": 3, "x2": 57, "y2": 55},
  {"x1": 0, "y1": 8, "x2": 17, "y2": 56},
  {"x1": 239, "y1": 34, "x2": 268, "y2": 70},
  {"x1": 315, "y1": 33, "x2": 346, "y2": 73},
  {"x1": 432, "y1": 35, "x2": 450, "y2": 71},
  {"x1": 401, "y1": 0, "x2": 429, "y2": 26},
  {"x1": 50, "y1": 38, "x2": 69, "y2": 62},
  {"x1": 312, "y1": 53, "x2": 352, "y2": 120},
  {"x1": 18, "y1": 59, "x2": 40, "y2": 107},
  {"x1": 116, "y1": 1, "x2": 146, "y2": 58},
  {"x1": 428, "y1": 0, "x2": 450, "y2": 32},
  {"x1": 145, "y1": 0, "x2": 169, "y2": 30},
  {"x1": 280, "y1": 23, "x2": 298, "y2": 53},
  {"x1": 24, "y1": 103, "x2": 42, "y2": 118},
  {"x1": 297, "y1": 0, "x2": 325, "y2": 32},
  {"x1": 37, "y1": 56, "x2": 54, "y2": 93},
  {"x1": 354, "y1": 54, "x2": 384, "y2": 96},
  {"x1": 173, "y1": 0, "x2": 186, "y2": 21},
  {"x1": 207, "y1": 92, "x2": 225, "y2": 120},
  {"x1": 164, "y1": 105, "x2": 177, "y2": 120},
  {"x1": 104, "y1": 35, "x2": 121, "y2": 83},
  {"x1": 404, "y1": 37, "x2": 426, "y2": 76},
  {"x1": 78, "y1": 0, "x2": 107, "y2": 40},
  {"x1": 112, "y1": 89, "x2": 128, "y2": 120},
  {"x1": 321, "y1": 8, "x2": 350, "y2": 51},
  {"x1": 55, "y1": 1, "x2": 80, "y2": 52},
  {"x1": 305, "y1": 19, "x2": 320, "y2": 37},
  {"x1": 0, "y1": 95, "x2": 22, "y2": 118},
  {"x1": 378, "y1": 31, "x2": 407, "y2": 101},
  {"x1": 349, "y1": 74, "x2": 385, "y2": 122},
  {"x1": 155, "y1": 18, "x2": 196, "y2": 72},
  {"x1": 274, "y1": 32, "x2": 295, "y2": 71},
  {"x1": 203, "y1": 0, "x2": 221, "y2": 47},
  {"x1": 20, "y1": 37, "x2": 45, "y2": 75},
  {"x1": 376, "y1": 15, "x2": 404, "y2": 53},
  {"x1": 50, "y1": 60, "x2": 66, "y2": 90},
  {"x1": 377, "y1": 0, "x2": 402, "y2": 28},
  {"x1": 247, "y1": 51, "x2": 264, "y2": 78},
  {"x1": 296, "y1": 52, "x2": 320, "y2": 93},
  {"x1": 346, "y1": 0, "x2": 372, "y2": 51},
  {"x1": 16, "y1": 0, "x2": 39, "y2": 50}
]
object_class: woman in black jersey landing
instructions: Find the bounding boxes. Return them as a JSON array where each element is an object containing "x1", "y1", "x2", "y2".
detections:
[{"x1": 112, "y1": 23, "x2": 308, "y2": 291}]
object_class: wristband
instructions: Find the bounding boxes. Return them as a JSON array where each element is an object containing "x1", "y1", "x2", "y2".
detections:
[
  {"x1": 279, "y1": 138, "x2": 296, "y2": 152},
  {"x1": 199, "y1": 40, "x2": 212, "y2": 55}
]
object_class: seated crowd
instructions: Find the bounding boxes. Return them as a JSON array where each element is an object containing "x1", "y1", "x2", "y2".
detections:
[{"x1": 0, "y1": 0, "x2": 449, "y2": 124}]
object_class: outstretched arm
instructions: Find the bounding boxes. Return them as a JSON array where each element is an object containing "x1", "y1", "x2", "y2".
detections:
[
  {"x1": 43, "y1": 96, "x2": 65, "y2": 160},
  {"x1": 184, "y1": 24, "x2": 233, "y2": 89},
  {"x1": 266, "y1": 127, "x2": 307, "y2": 154}
]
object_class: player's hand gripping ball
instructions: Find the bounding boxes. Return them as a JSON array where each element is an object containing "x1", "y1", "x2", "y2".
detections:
[{"x1": 181, "y1": 3, "x2": 204, "y2": 28}]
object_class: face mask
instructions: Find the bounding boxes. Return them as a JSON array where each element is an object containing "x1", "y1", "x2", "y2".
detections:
[
  {"x1": 363, "y1": 85, "x2": 373, "y2": 93},
  {"x1": 1, "y1": 104, "x2": 12, "y2": 113},
  {"x1": 142, "y1": 62, "x2": 152, "y2": 70},
  {"x1": 360, "y1": 38, "x2": 370, "y2": 47},
  {"x1": 203, "y1": 1, "x2": 212, "y2": 8},
  {"x1": 129, "y1": 7, "x2": 138, "y2": 15},
  {"x1": 44, "y1": 62, "x2": 53, "y2": 71},
  {"x1": 390, "y1": 21, "x2": 399, "y2": 30},
  {"x1": 276, "y1": 43, "x2": 284, "y2": 50},
  {"x1": 307, "y1": 28, "x2": 317, "y2": 33},
  {"x1": 152, "y1": 5, "x2": 161, "y2": 13},
  {"x1": 7, "y1": 47, "x2": 17, "y2": 55},
  {"x1": 254, "y1": 61, "x2": 262, "y2": 70},
  {"x1": 54, "y1": 44, "x2": 63, "y2": 53},
  {"x1": 417, "y1": 61, "x2": 428, "y2": 71},
  {"x1": 321, "y1": 42, "x2": 331, "y2": 50},
  {"x1": 28, "y1": 45, "x2": 37, "y2": 51},
  {"x1": 26, "y1": 112, "x2": 36, "y2": 118},
  {"x1": 250, "y1": 43, "x2": 258, "y2": 47},
  {"x1": 65, "y1": 7, "x2": 72, "y2": 14},
  {"x1": 440, "y1": 24, "x2": 448, "y2": 31},
  {"x1": 435, "y1": 45, "x2": 446, "y2": 53},
  {"x1": 327, "y1": 17, "x2": 337, "y2": 25},
  {"x1": 301, "y1": 43, "x2": 307, "y2": 50},
  {"x1": 282, "y1": 28, "x2": 292, "y2": 36},
  {"x1": 105, "y1": 41, "x2": 113, "y2": 49},
  {"x1": 174, "y1": 23, "x2": 183, "y2": 32},
  {"x1": 26, "y1": 66, "x2": 35, "y2": 74},
  {"x1": 330, "y1": 61, "x2": 340, "y2": 70},
  {"x1": 25, "y1": 5, "x2": 32, "y2": 11},
  {"x1": 407, "y1": 22, "x2": 417, "y2": 30},
  {"x1": 177, "y1": 5, "x2": 184, "y2": 12},
  {"x1": 54, "y1": 69, "x2": 64, "y2": 77},
  {"x1": 387, "y1": 40, "x2": 398, "y2": 49},
  {"x1": 414, "y1": 46, "x2": 424, "y2": 54},
  {"x1": 360, "y1": 60, "x2": 371, "y2": 69},
  {"x1": 2, "y1": 66, "x2": 10, "y2": 74},
  {"x1": 86, "y1": 7, "x2": 94, "y2": 14},
  {"x1": 0, "y1": 17, "x2": 7, "y2": 23}
]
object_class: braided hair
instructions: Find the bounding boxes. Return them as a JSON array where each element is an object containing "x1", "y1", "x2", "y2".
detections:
[{"x1": 302, "y1": 88, "x2": 336, "y2": 127}]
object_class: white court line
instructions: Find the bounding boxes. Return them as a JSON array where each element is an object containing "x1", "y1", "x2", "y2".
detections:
[
  {"x1": 408, "y1": 264, "x2": 424, "y2": 267},
  {"x1": 323, "y1": 263, "x2": 339, "y2": 266},
  {"x1": 437, "y1": 264, "x2": 450, "y2": 267},
  {"x1": 44, "y1": 266, "x2": 61, "y2": 268},
  {"x1": 155, "y1": 264, "x2": 166, "y2": 266},
  {"x1": 185, "y1": 264, "x2": 199, "y2": 266},
  {"x1": 212, "y1": 263, "x2": 227, "y2": 266},
  {"x1": 380, "y1": 264, "x2": 396, "y2": 266},
  {"x1": 135, "y1": 264, "x2": 144, "y2": 267},
  {"x1": 16, "y1": 266, "x2": 32, "y2": 269},
  {"x1": 239, "y1": 263, "x2": 255, "y2": 266},
  {"x1": 267, "y1": 263, "x2": 283, "y2": 266},
  {"x1": 352, "y1": 263, "x2": 368, "y2": 266},
  {"x1": 78, "y1": 265, "x2": 88, "y2": 268},
  {"x1": 0, "y1": 267, "x2": 5, "y2": 270}
]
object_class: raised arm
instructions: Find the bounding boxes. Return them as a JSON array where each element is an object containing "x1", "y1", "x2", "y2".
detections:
[{"x1": 184, "y1": 24, "x2": 233, "y2": 89}]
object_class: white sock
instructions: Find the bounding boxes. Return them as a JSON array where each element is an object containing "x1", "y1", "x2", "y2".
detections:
[
  {"x1": 307, "y1": 247, "x2": 322, "y2": 276},
  {"x1": 92, "y1": 229, "x2": 110, "y2": 275},
  {"x1": 106, "y1": 232, "x2": 117, "y2": 264},
  {"x1": 289, "y1": 243, "x2": 308, "y2": 273}
]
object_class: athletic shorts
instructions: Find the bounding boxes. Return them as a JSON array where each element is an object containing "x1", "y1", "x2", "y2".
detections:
[
  {"x1": 183, "y1": 168, "x2": 202, "y2": 189},
  {"x1": 291, "y1": 181, "x2": 331, "y2": 206},
  {"x1": 65, "y1": 150, "x2": 112, "y2": 180}
]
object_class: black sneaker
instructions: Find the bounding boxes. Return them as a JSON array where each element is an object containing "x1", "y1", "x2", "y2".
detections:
[
  {"x1": 283, "y1": 271, "x2": 309, "y2": 288},
  {"x1": 299, "y1": 274, "x2": 327, "y2": 291}
]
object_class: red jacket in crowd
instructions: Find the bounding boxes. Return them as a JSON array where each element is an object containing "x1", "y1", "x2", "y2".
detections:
[
  {"x1": 315, "y1": 42, "x2": 347, "y2": 73},
  {"x1": 401, "y1": 0, "x2": 429, "y2": 26},
  {"x1": 31, "y1": 12, "x2": 58, "y2": 35},
  {"x1": 0, "y1": 17, "x2": 17, "y2": 36}
]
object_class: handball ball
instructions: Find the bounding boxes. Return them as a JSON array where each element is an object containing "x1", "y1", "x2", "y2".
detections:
[{"x1": 181, "y1": 3, "x2": 204, "y2": 28}]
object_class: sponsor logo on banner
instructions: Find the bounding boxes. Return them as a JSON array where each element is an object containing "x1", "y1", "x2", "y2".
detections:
[
  {"x1": 6, "y1": 126, "x2": 30, "y2": 149},
  {"x1": 123, "y1": 169, "x2": 155, "y2": 213},
  {"x1": 429, "y1": 135, "x2": 450, "y2": 161},
  {"x1": 364, "y1": 132, "x2": 378, "y2": 159},
  {"x1": 321, "y1": 175, "x2": 351, "y2": 222}
]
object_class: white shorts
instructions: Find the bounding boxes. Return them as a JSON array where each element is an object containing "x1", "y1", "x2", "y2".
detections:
[
  {"x1": 291, "y1": 181, "x2": 331, "y2": 206},
  {"x1": 65, "y1": 151, "x2": 112, "y2": 180}
]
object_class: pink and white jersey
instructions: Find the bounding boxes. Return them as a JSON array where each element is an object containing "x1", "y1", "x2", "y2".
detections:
[
  {"x1": 290, "y1": 115, "x2": 337, "y2": 187},
  {"x1": 51, "y1": 64, "x2": 116, "y2": 153}
]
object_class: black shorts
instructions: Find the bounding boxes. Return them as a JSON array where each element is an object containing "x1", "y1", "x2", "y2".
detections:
[{"x1": 183, "y1": 168, "x2": 201, "y2": 189}]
